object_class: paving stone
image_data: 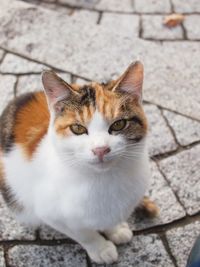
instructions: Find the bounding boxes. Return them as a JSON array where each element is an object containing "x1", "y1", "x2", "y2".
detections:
[
  {"x1": 143, "y1": 42, "x2": 200, "y2": 120},
  {"x1": 144, "y1": 104, "x2": 177, "y2": 156},
  {"x1": 0, "y1": 53, "x2": 46, "y2": 74},
  {"x1": 184, "y1": 15, "x2": 200, "y2": 40},
  {"x1": 0, "y1": 74, "x2": 16, "y2": 115},
  {"x1": 1, "y1": 1, "x2": 200, "y2": 120},
  {"x1": 39, "y1": 225, "x2": 68, "y2": 240},
  {"x1": 166, "y1": 221, "x2": 200, "y2": 267},
  {"x1": 58, "y1": 0, "x2": 100, "y2": 8},
  {"x1": 142, "y1": 15, "x2": 183, "y2": 40},
  {"x1": 0, "y1": 49, "x2": 4, "y2": 61},
  {"x1": 70, "y1": 10, "x2": 99, "y2": 24},
  {"x1": 17, "y1": 72, "x2": 71, "y2": 95},
  {"x1": 39, "y1": 2, "x2": 72, "y2": 13},
  {"x1": 0, "y1": 194, "x2": 36, "y2": 240},
  {"x1": 163, "y1": 110, "x2": 200, "y2": 146},
  {"x1": 17, "y1": 74, "x2": 42, "y2": 95},
  {"x1": 129, "y1": 162, "x2": 185, "y2": 230},
  {"x1": 101, "y1": 13, "x2": 139, "y2": 37},
  {"x1": 159, "y1": 145, "x2": 200, "y2": 215},
  {"x1": 92, "y1": 234, "x2": 174, "y2": 267},
  {"x1": 0, "y1": 247, "x2": 6, "y2": 267},
  {"x1": 8, "y1": 244, "x2": 87, "y2": 267},
  {"x1": 43, "y1": 0, "x2": 56, "y2": 2},
  {"x1": 135, "y1": 0, "x2": 171, "y2": 13},
  {"x1": 172, "y1": 0, "x2": 200, "y2": 13},
  {"x1": 59, "y1": 0, "x2": 134, "y2": 12},
  {"x1": 75, "y1": 77, "x2": 90, "y2": 85}
]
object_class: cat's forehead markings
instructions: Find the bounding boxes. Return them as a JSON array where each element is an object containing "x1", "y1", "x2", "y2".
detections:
[{"x1": 88, "y1": 110, "x2": 108, "y2": 132}]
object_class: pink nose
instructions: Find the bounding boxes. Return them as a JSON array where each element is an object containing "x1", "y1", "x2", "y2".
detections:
[{"x1": 92, "y1": 146, "x2": 111, "y2": 162}]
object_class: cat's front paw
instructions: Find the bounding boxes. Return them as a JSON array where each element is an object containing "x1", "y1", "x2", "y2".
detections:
[
  {"x1": 88, "y1": 240, "x2": 118, "y2": 264},
  {"x1": 105, "y1": 222, "x2": 133, "y2": 245}
]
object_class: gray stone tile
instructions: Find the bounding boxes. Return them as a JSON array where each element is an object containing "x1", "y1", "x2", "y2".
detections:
[
  {"x1": 0, "y1": 247, "x2": 6, "y2": 267},
  {"x1": 0, "y1": 194, "x2": 36, "y2": 240},
  {"x1": 69, "y1": 10, "x2": 99, "y2": 24},
  {"x1": 17, "y1": 74, "x2": 42, "y2": 95},
  {"x1": 143, "y1": 42, "x2": 200, "y2": 120},
  {"x1": 166, "y1": 221, "x2": 200, "y2": 267},
  {"x1": 163, "y1": 110, "x2": 200, "y2": 146},
  {"x1": 0, "y1": 74, "x2": 16, "y2": 115},
  {"x1": 172, "y1": 0, "x2": 200, "y2": 13},
  {"x1": 144, "y1": 104, "x2": 177, "y2": 156},
  {"x1": 135, "y1": 0, "x2": 171, "y2": 13},
  {"x1": 142, "y1": 15, "x2": 183, "y2": 40},
  {"x1": 1, "y1": 1, "x2": 200, "y2": 120},
  {"x1": 158, "y1": 145, "x2": 200, "y2": 215},
  {"x1": 96, "y1": 0, "x2": 134, "y2": 12},
  {"x1": 184, "y1": 15, "x2": 200, "y2": 40},
  {"x1": 129, "y1": 162, "x2": 185, "y2": 230},
  {"x1": 101, "y1": 13, "x2": 139, "y2": 37},
  {"x1": 8, "y1": 244, "x2": 87, "y2": 267},
  {"x1": 59, "y1": 0, "x2": 134, "y2": 12},
  {"x1": 75, "y1": 77, "x2": 90, "y2": 85},
  {"x1": 0, "y1": 53, "x2": 46, "y2": 74},
  {"x1": 39, "y1": 225, "x2": 68, "y2": 240},
  {"x1": 92, "y1": 234, "x2": 174, "y2": 267},
  {"x1": 57, "y1": 72, "x2": 71, "y2": 83},
  {"x1": 39, "y1": 2, "x2": 72, "y2": 14},
  {"x1": 0, "y1": 49, "x2": 4, "y2": 61},
  {"x1": 58, "y1": 0, "x2": 100, "y2": 8},
  {"x1": 43, "y1": 0, "x2": 56, "y2": 2}
]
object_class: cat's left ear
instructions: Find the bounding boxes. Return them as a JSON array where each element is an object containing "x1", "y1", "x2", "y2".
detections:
[
  {"x1": 113, "y1": 61, "x2": 144, "y2": 102},
  {"x1": 42, "y1": 70, "x2": 77, "y2": 111}
]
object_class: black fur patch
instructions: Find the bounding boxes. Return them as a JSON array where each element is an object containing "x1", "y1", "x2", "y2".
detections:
[
  {"x1": 0, "y1": 181, "x2": 23, "y2": 212},
  {"x1": 79, "y1": 86, "x2": 96, "y2": 106},
  {"x1": 0, "y1": 93, "x2": 36, "y2": 153}
]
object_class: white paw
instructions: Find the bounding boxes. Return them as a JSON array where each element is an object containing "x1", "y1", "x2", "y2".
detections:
[
  {"x1": 105, "y1": 223, "x2": 133, "y2": 245},
  {"x1": 88, "y1": 241, "x2": 118, "y2": 264}
]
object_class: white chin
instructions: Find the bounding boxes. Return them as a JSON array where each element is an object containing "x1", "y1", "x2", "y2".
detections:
[{"x1": 89, "y1": 160, "x2": 115, "y2": 171}]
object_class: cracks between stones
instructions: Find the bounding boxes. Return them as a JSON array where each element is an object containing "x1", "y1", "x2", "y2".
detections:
[
  {"x1": 96, "y1": 11, "x2": 103, "y2": 24},
  {"x1": 159, "y1": 233, "x2": 179, "y2": 267},
  {"x1": 155, "y1": 160, "x2": 187, "y2": 214},
  {"x1": 152, "y1": 139, "x2": 200, "y2": 161},
  {"x1": 159, "y1": 107, "x2": 181, "y2": 147}
]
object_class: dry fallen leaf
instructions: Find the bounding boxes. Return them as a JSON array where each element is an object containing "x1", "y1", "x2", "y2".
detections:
[{"x1": 164, "y1": 13, "x2": 185, "y2": 27}]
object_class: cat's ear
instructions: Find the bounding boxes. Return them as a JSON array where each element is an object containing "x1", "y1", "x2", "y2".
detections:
[
  {"x1": 42, "y1": 70, "x2": 77, "y2": 110},
  {"x1": 113, "y1": 61, "x2": 144, "y2": 102}
]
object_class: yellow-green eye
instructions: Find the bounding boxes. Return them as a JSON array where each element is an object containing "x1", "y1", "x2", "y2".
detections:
[
  {"x1": 109, "y1": 119, "x2": 127, "y2": 133},
  {"x1": 70, "y1": 124, "x2": 88, "y2": 135}
]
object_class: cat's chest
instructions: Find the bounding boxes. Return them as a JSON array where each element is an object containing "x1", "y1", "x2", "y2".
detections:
[{"x1": 44, "y1": 172, "x2": 147, "y2": 230}]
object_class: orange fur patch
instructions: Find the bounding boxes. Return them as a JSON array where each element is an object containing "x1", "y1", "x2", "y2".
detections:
[{"x1": 14, "y1": 92, "x2": 50, "y2": 159}]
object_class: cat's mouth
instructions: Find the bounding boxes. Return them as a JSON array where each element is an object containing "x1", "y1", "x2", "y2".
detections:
[{"x1": 88, "y1": 157, "x2": 116, "y2": 170}]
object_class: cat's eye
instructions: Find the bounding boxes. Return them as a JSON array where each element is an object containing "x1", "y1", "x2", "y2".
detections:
[
  {"x1": 70, "y1": 124, "x2": 88, "y2": 135},
  {"x1": 109, "y1": 119, "x2": 127, "y2": 133}
]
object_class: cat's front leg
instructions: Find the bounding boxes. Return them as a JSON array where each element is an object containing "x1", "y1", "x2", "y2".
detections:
[
  {"x1": 44, "y1": 220, "x2": 118, "y2": 264},
  {"x1": 104, "y1": 222, "x2": 133, "y2": 245},
  {"x1": 76, "y1": 229, "x2": 118, "y2": 264}
]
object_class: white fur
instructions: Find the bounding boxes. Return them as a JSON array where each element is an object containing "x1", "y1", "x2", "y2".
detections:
[{"x1": 2, "y1": 110, "x2": 150, "y2": 263}]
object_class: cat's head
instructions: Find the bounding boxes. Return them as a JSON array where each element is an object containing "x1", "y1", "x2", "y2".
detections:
[{"x1": 42, "y1": 61, "x2": 148, "y2": 171}]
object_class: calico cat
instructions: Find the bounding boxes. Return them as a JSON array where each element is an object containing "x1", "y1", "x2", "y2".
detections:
[{"x1": 0, "y1": 61, "x2": 156, "y2": 264}]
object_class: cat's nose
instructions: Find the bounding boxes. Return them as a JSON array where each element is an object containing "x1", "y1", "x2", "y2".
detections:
[{"x1": 92, "y1": 146, "x2": 111, "y2": 162}]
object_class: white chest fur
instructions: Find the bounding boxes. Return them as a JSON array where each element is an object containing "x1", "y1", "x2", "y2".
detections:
[{"x1": 3, "y1": 139, "x2": 150, "y2": 231}]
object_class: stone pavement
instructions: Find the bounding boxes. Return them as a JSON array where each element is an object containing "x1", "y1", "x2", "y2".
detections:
[{"x1": 0, "y1": 0, "x2": 200, "y2": 266}]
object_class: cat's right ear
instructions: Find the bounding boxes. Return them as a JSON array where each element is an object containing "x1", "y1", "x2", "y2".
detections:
[{"x1": 42, "y1": 70, "x2": 77, "y2": 111}]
